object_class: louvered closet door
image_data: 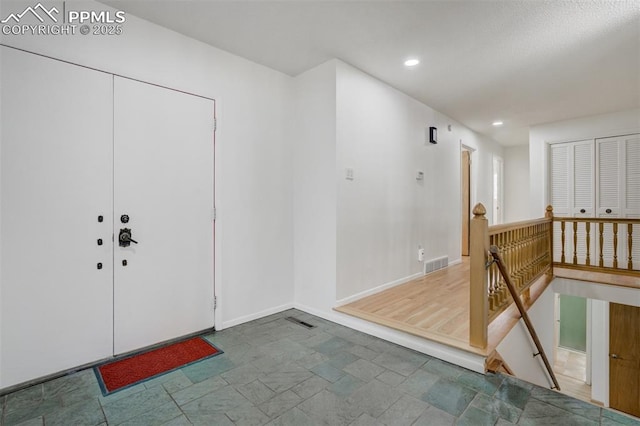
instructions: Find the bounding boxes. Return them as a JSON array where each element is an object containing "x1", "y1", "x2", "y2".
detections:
[
  {"x1": 550, "y1": 140, "x2": 594, "y2": 264},
  {"x1": 572, "y1": 141, "x2": 595, "y2": 264},
  {"x1": 550, "y1": 144, "x2": 570, "y2": 263},
  {"x1": 597, "y1": 135, "x2": 640, "y2": 270},
  {"x1": 625, "y1": 136, "x2": 640, "y2": 270}
]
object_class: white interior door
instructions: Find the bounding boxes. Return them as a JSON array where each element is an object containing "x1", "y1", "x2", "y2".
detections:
[
  {"x1": 492, "y1": 156, "x2": 503, "y2": 225},
  {"x1": 113, "y1": 77, "x2": 215, "y2": 355},
  {"x1": 0, "y1": 47, "x2": 113, "y2": 388}
]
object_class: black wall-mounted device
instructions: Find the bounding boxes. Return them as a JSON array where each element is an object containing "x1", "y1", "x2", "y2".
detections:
[{"x1": 429, "y1": 126, "x2": 437, "y2": 144}]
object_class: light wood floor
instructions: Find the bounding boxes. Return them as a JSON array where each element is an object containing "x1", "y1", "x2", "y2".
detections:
[
  {"x1": 337, "y1": 258, "x2": 473, "y2": 352},
  {"x1": 554, "y1": 347, "x2": 595, "y2": 404},
  {"x1": 335, "y1": 257, "x2": 553, "y2": 356}
]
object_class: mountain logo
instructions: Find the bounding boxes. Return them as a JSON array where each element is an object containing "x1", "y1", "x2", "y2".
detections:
[{"x1": 1, "y1": 3, "x2": 59, "y2": 24}]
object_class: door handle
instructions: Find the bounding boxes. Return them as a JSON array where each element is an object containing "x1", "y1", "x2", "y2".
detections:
[
  {"x1": 605, "y1": 209, "x2": 612, "y2": 214},
  {"x1": 610, "y1": 354, "x2": 619, "y2": 359},
  {"x1": 119, "y1": 228, "x2": 138, "y2": 247},
  {"x1": 580, "y1": 209, "x2": 586, "y2": 213}
]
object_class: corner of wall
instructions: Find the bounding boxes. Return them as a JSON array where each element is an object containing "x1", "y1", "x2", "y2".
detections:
[{"x1": 292, "y1": 60, "x2": 338, "y2": 313}]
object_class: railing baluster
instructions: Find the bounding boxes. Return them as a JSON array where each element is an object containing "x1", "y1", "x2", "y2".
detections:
[
  {"x1": 585, "y1": 222, "x2": 591, "y2": 266},
  {"x1": 628, "y1": 223, "x2": 633, "y2": 270},
  {"x1": 561, "y1": 221, "x2": 566, "y2": 264},
  {"x1": 613, "y1": 223, "x2": 618, "y2": 269},
  {"x1": 573, "y1": 221, "x2": 578, "y2": 265},
  {"x1": 599, "y1": 222, "x2": 604, "y2": 267}
]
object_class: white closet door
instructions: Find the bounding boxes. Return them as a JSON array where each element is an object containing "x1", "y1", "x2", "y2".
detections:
[
  {"x1": 625, "y1": 137, "x2": 640, "y2": 270},
  {"x1": 596, "y1": 135, "x2": 640, "y2": 269},
  {"x1": 550, "y1": 144, "x2": 570, "y2": 262},
  {"x1": 596, "y1": 137, "x2": 621, "y2": 267},
  {"x1": 623, "y1": 135, "x2": 640, "y2": 218},
  {"x1": 0, "y1": 48, "x2": 113, "y2": 388},
  {"x1": 572, "y1": 141, "x2": 595, "y2": 265},
  {"x1": 113, "y1": 77, "x2": 215, "y2": 355},
  {"x1": 550, "y1": 140, "x2": 594, "y2": 264},
  {"x1": 572, "y1": 141, "x2": 595, "y2": 217},
  {"x1": 596, "y1": 138, "x2": 622, "y2": 217}
]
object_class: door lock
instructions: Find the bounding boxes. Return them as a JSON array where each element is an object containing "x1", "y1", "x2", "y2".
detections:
[
  {"x1": 119, "y1": 228, "x2": 138, "y2": 247},
  {"x1": 121, "y1": 214, "x2": 130, "y2": 224}
]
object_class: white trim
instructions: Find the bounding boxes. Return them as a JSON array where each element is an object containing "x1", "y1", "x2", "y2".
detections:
[
  {"x1": 335, "y1": 272, "x2": 423, "y2": 307},
  {"x1": 220, "y1": 302, "x2": 294, "y2": 329},
  {"x1": 545, "y1": 130, "x2": 640, "y2": 146},
  {"x1": 294, "y1": 302, "x2": 486, "y2": 374}
]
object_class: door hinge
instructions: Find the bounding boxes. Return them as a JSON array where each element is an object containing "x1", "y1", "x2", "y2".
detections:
[
  {"x1": 212, "y1": 208, "x2": 217, "y2": 221},
  {"x1": 213, "y1": 296, "x2": 217, "y2": 310},
  {"x1": 213, "y1": 116, "x2": 217, "y2": 133}
]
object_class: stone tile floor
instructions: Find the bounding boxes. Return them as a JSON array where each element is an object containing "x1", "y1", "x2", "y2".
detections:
[{"x1": 1, "y1": 309, "x2": 638, "y2": 425}]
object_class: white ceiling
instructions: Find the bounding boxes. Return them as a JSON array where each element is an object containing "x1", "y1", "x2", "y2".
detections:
[{"x1": 102, "y1": 0, "x2": 640, "y2": 146}]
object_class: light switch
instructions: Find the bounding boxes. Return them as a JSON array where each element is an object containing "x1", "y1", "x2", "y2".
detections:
[{"x1": 345, "y1": 168, "x2": 354, "y2": 180}]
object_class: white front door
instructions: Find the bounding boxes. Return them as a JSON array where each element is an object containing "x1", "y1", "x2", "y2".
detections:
[
  {"x1": 113, "y1": 77, "x2": 215, "y2": 355},
  {"x1": 0, "y1": 47, "x2": 113, "y2": 388},
  {"x1": 1, "y1": 49, "x2": 216, "y2": 388}
]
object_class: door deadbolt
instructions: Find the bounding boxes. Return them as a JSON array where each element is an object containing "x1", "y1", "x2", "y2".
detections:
[
  {"x1": 121, "y1": 214, "x2": 130, "y2": 224},
  {"x1": 119, "y1": 228, "x2": 138, "y2": 247}
]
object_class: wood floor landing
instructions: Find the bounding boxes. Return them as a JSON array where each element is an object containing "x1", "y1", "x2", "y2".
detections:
[
  {"x1": 335, "y1": 258, "x2": 481, "y2": 354},
  {"x1": 335, "y1": 257, "x2": 553, "y2": 358}
]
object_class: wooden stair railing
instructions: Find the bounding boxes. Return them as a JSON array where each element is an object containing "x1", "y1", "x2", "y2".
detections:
[
  {"x1": 489, "y1": 245, "x2": 560, "y2": 391},
  {"x1": 552, "y1": 217, "x2": 640, "y2": 275}
]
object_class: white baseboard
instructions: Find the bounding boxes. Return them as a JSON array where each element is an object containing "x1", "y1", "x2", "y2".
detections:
[
  {"x1": 220, "y1": 302, "x2": 294, "y2": 329},
  {"x1": 448, "y1": 258, "x2": 462, "y2": 267},
  {"x1": 294, "y1": 302, "x2": 486, "y2": 374},
  {"x1": 335, "y1": 272, "x2": 423, "y2": 307}
]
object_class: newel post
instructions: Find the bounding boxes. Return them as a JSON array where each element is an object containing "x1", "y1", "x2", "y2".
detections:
[
  {"x1": 469, "y1": 203, "x2": 489, "y2": 349},
  {"x1": 546, "y1": 205, "x2": 554, "y2": 276}
]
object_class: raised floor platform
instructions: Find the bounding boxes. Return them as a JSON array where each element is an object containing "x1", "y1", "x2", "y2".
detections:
[{"x1": 335, "y1": 257, "x2": 553, "y2": 359}]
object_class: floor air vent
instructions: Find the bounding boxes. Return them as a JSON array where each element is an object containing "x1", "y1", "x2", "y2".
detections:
[
  {"x1": 423, "y1": 255, "x2": 449, "y2": 275},
  {"x1": 285, "y1": 317, "x2": 316, "y2": 329}
]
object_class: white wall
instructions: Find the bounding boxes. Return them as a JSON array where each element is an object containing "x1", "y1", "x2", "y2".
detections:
[
  {"x1": 292, "y1": 60, "x2": 338, "y2": 314},
  {"x1": 335, "y1": 61, "x2": 502, "y2": 301},
  {"x1": 504, "y1": 145, "x2": 531, "y2": 221},
  {"x1": 590, "y1": 300, "x2": 608, "y2": 405},
  {"x1": 497, "y1": 285, "x2": 556, "y2": 388},
  {"x1": 0, "y1": 0, "x2": 294, "y2": 329},
  {"x1": 529, "y1": 108, "x2": 640, "y2": 214}
]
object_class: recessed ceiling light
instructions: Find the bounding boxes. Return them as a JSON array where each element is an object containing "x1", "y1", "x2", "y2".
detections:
[
  {"x1": 404, "y1": 59, "x2": 420, "y2": 67},
  {"x1": 492, "y1": 121, "x2": 504, "y2": 126}
]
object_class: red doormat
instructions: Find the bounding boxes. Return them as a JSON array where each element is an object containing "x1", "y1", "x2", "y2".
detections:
[{"x1": 94, "y1": 337, "x2": 222, "y2": 395}]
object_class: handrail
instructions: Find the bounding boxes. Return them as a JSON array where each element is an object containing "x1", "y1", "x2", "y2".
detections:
[
  {"x1": 489, "y1": 217, "x2": 552, "y2": 235},
  {"x1": 489, "y1": 245, "x2": 560, "y2": 391},
  {"x1": 552, "y1": 217, "x2": 639, "y2": 224}
]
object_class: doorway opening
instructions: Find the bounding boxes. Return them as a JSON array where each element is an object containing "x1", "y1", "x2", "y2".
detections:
[
  {"x1": 492, "y1": 156, "x2": 504, "y2": 225},
  {"x1": 554, "y1": 294, "x2": 592, "y2": 403},
  {"x1": 461, "y1": 147, "x2": 472, "y2": 256}
]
